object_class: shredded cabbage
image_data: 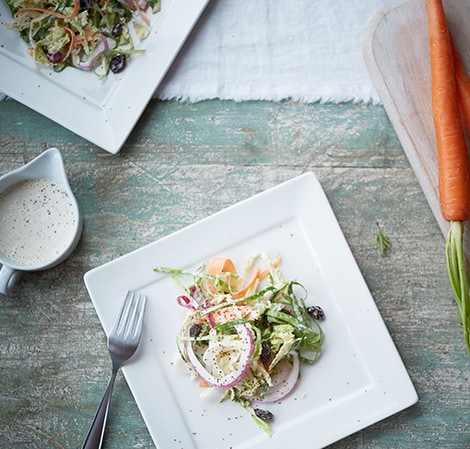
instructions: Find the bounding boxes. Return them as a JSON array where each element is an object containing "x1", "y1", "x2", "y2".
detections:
[
  {"x1": 154, "y1": 251, "x2": 325, "y2": 436},
  {"x1": 3, "y1": 0, "x2": 161, "y2": 78}
]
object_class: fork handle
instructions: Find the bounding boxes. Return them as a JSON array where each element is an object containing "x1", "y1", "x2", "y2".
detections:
[{"x1": 82, "y1": 370, "x2": 117, "y2": 449}]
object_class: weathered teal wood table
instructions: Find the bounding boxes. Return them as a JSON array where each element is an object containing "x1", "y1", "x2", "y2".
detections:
[{"x1": 0, "y1": 98, "x2": 469, "y2": 448}]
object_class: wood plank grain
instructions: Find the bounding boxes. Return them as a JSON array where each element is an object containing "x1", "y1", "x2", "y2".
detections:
[{"x1": 0, "y1": 98, "x2": 469, "y2": 448}]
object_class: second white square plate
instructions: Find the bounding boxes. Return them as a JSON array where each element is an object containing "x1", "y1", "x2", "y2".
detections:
[{"x1": 0, "y1": 0, "x2": 210, "y2": 153}]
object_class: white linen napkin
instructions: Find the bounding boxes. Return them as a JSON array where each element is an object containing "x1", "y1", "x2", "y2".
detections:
[
  {"x1": 0, "y1": 0, "x2": 397, "y2": 103},
  {"x1": 155, "y1": 0, "x2": 397, "y2": 103}
]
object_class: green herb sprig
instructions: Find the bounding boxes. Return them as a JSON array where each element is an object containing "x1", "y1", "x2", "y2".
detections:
[{"x1": 372, "y1": 229, "x2": 391, "y2": 253}]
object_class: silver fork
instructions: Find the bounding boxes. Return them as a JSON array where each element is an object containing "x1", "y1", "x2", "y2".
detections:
[{"x1": 82, "y1": 291, "x2": 147, "y2": 449}]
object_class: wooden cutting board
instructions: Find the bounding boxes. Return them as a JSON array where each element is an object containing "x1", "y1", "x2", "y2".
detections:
[{"x1": 364, "y1": 0, "x2": 470, "y2": 256}]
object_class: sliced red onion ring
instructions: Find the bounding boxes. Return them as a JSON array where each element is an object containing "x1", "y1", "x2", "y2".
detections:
[
  {"x1": 116, "y1": 0, "x2": 135, "y2": 9},
  {"x1": 48, "y1": 51, "x2": 64, "y2": 63},
  {"x1": 176, "y1": 295, "x2": 197, "y2": 310},
  {"x1": 184, "y1": 324, "x2": 255, "y2": 389},
  {"x1": 253, "y1": 352, "x2": 300, "y2": 403},
  {"x1": 72, "y1": 33, "x2": 109, "y2": 71},
  {"x1": 204, "y1": 299, "x2": 215, "y2": 328}
]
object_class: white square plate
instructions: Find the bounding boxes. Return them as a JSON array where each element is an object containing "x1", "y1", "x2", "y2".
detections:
[
  {"x1": 0, "y1": 0, "x2": 210, "y2": 154},
  {"x1": 84, "y1": 172, "x2": 417, "y2": 449}
]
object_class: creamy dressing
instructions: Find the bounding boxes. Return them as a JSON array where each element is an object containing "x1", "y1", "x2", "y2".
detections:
[{"x1": 0, "y1": 178, "x2": 77, "y2": 267}]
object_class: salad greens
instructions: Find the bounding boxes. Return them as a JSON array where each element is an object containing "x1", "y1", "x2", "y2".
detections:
[
  {"x1": 154, "y1": 252, "x2": 325, "y2": 436},
  {"x1": 4, "y1": 0, "x2": 161, "y2": 77}
]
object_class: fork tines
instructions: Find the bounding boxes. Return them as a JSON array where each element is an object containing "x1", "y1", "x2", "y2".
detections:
[{"x1": 112, "y1": 290, "x2": 147, "y2": 341}]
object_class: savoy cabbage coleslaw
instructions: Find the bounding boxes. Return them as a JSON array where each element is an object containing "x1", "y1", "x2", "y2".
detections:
[
  {"x1": 154, "y1": 252, "x2": 325, "y2": 436},
  {"x1": 3, "y1": 0, "x2": 161, "y2": 77}
]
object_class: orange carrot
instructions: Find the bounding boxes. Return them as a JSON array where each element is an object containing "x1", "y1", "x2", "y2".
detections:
[
  {"x1": 426, "y1": 0, "x2": 470, "y2": 355},
  {"x1": 16, "y1": 0, "x2": 80, "y2": 20},
  {"x1": 426, "y1": 0, "x2": 470, "y2": 222},
  {"x1": 450, "y1": 37, "x2": 470, "y2": 136}
]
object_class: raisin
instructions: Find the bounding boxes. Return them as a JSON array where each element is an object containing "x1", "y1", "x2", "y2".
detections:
[
  {"x1": 112, "y1": 23, "x2": 123, "y2": 38},
  {"x1": 189, "y1": 323, "x2": 202, "y2": 338},
  {"x1": 254, "y1": 408, "x2": 273, "y2": 421},
  {"x1": 307, "y1": 305, "x2": 325, "y2": 320},
  {"x1": 79, "y1": 0, "x2": 92, "y2": 12},
  {"x1": 260, "y1": 314, "x2": 270, "y2": 328},
  {"x1": 260, "y1": 341, "x2": 271, "y2": 365},
  {"x1": 110, "y1": 53, "x2": 126, "y2": 74}
]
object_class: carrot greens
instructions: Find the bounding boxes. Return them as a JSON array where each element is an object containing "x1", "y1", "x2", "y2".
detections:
[{"x1": 446, "y1": 221, "x2": 470, "y2": 353}]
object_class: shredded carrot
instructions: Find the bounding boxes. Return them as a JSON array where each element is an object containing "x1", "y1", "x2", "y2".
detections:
[
  {"x1": 200, "y1": 305, "x2": 254, "y2": 325},
  {"x1": 51, "y1": 25, "x2": 76, "y2": 62},
  {"x1": 134, "y1": 0, "x2": 151, "y2": 26},
  {"x1": 205, "y1": 256, "x2": 280, "y2": 299},
  {"x1": 198, "y1": 378, "x2": 210, "y2": 388},
  {"x1": 16, "y1": 0, "x2": 81, "y2": 20},
  {"x1": 74, "y1": 28, "x2": 94, "y2": 46},
  {"x1": 231, "y1": 268, "x2": 259, "y2": 299},
  {"x1": 426, "y1": 0, "x2": 470, "y2": 222},
  {"x1": 205, "y1": 257, "x2": 238, "y2": 295},
  {"x1": 205, "y1": 257, "x2": 237, "y2": 278}
]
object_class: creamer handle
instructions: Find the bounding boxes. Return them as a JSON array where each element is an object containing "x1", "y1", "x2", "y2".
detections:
[{"x1": 0, "y1": 265, "x2": 22, "y2": 295}]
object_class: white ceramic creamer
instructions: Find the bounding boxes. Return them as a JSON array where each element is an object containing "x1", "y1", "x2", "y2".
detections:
[{"x1": 0, "y1": 148, "x2": 82, "y2": 294}]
